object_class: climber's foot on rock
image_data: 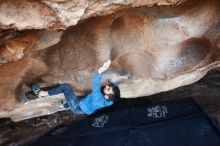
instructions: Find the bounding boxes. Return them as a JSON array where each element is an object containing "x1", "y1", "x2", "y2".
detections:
[{"x1": 32, "y1": 84, "x2": 49, "y2": 98}]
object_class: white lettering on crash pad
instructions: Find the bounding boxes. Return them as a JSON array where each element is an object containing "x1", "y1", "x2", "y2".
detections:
[
  {"x1": 147, "y1": 105, "x2": 168, "y2": 118},
  {"x1": 92, "y1": 115, "x2": 109, "y2": 128}
]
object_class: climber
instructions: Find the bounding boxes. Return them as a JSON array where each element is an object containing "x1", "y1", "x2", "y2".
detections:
[{"x1": 31, "y1": 59, "x2": 120, "y2": 115}]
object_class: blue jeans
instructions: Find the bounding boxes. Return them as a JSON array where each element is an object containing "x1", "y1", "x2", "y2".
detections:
[{"x1": 48, "y1": 84, "x2": 84, "y2": 115}]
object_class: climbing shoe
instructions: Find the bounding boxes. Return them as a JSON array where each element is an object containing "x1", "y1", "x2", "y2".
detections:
[{"x1": 32, "y1": 84, "x2": 41, "y2": 96}]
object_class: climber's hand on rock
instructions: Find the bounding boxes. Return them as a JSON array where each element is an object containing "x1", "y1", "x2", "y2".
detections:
[{"x1": 98, "y1": 59, "x2": 111, "y2": 73}]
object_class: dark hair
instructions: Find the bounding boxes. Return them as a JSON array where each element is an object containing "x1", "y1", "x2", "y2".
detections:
[{"x1": 101, "y1": 85, "x2": 120, "y2": 102}]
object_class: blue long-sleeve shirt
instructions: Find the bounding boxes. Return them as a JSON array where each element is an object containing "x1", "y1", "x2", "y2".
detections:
[{"x1": 79, "y1": 72, "x2": 113, "y2": 115}]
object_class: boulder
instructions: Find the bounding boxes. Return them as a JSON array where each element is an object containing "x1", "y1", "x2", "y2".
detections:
[{"x1": 0, "y1": 0, "x2": 220, "y2": 121}]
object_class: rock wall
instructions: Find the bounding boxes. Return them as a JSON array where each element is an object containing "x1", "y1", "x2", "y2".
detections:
[
  {"x1": 0, "y1": 0, "x2": 187, "y2": 30},
  {"x1": 0, "y1": 0, "x2": 220, "y2": 121}
]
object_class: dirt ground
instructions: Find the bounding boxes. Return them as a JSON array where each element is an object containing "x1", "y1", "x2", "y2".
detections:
[{"x1": 0, "y1": 70, "x2": 220, "y2": 146}]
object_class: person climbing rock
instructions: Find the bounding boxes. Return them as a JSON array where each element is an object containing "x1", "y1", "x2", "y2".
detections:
[{"x1": 31, "y1": 59, "x2": 120, "y2": 115}]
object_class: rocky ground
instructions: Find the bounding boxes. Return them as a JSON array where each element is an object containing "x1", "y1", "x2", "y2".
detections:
[{"x1": 0, "y1": 69, "x2": 220, "y2": 146}]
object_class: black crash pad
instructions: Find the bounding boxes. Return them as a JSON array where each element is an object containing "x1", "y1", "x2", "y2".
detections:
[{"x1": 32, "y1": 98, "x2": 220, "y2": 146}]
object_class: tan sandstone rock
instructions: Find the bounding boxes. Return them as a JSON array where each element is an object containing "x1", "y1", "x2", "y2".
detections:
[{"x1": 0, "y1": 0, "x2": 220, "y2": 121}]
